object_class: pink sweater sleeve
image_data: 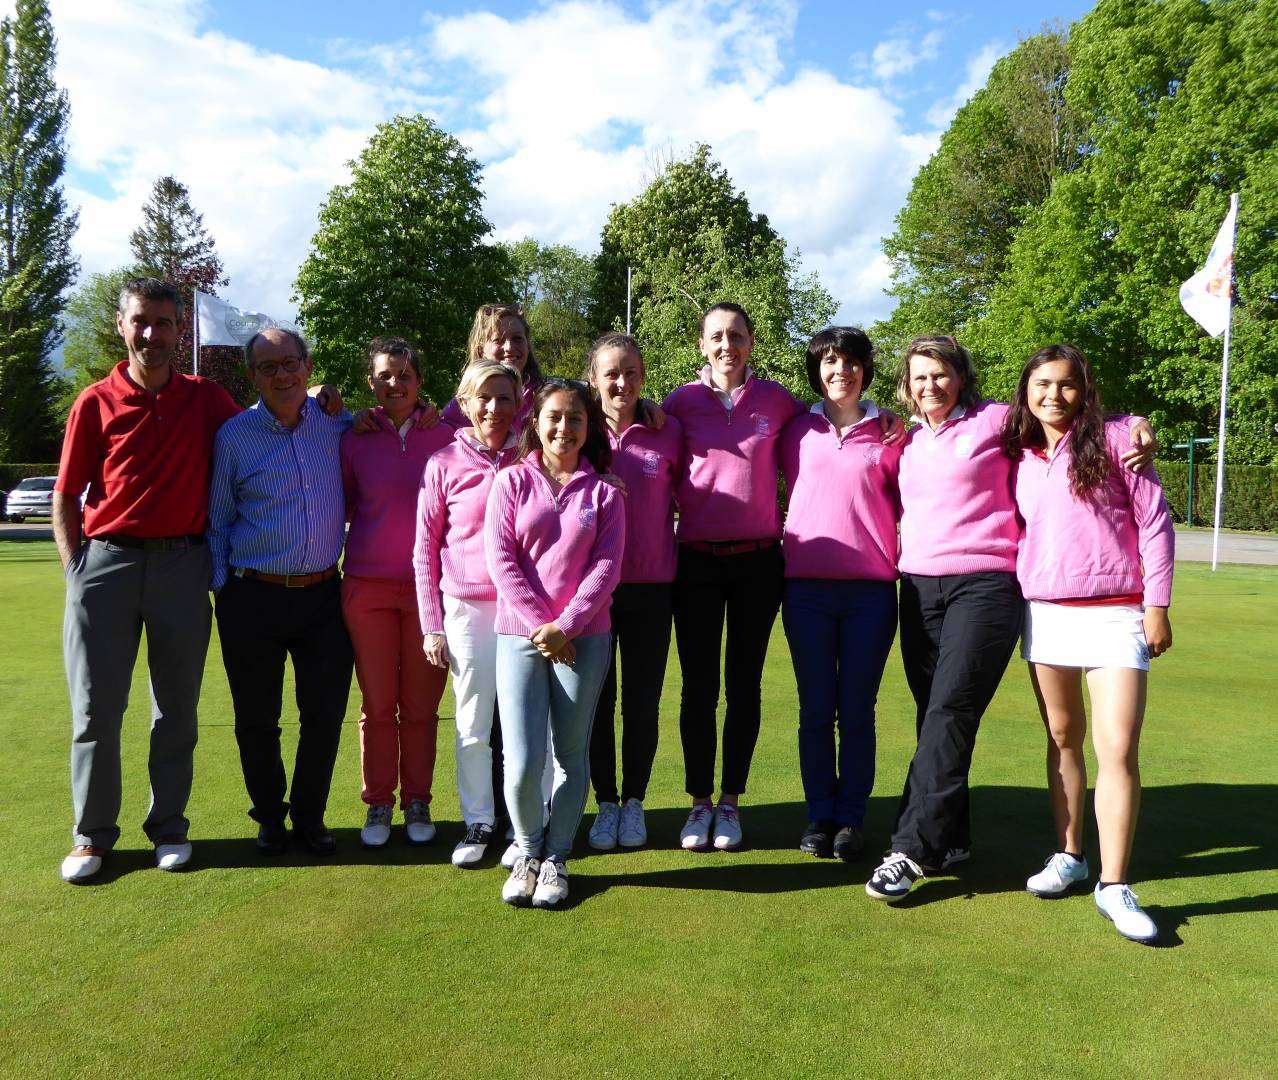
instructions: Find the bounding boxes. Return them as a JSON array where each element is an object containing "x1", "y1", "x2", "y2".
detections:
[
  {"x1": 484, "y1": 474, "x2": 556, "y2": 630},
  {"x1": 413, "y1": 462, "x2": 448, "y2": 635},
  {"x1": 441, "y1": 397, "x2": 466, "y2": 429},
  {"x1": 555, "y1": 486, "x2": 626, "y2": 640},
  {"x1": 1124, "y1": 461, "x2": 1175, "y2": 608}
]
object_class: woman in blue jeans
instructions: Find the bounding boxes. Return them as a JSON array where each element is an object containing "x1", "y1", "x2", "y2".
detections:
[
  {"x1": 778, "y1": 328, "x2": 902, "y2": 861},
  {"x1": 484, "y1": 379, "x2": 625, "y2": 908}
]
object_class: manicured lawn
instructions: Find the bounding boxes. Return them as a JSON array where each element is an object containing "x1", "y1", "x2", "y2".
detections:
[{"x1": 1, "y1": 539, "x2": 1274, "y2": 1077}]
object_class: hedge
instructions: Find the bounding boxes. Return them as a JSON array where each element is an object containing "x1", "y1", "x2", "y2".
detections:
[
  {"x1": 0, "y1": 463, "x2": 59, "y2": 491},
  {"x1": 1158, "y1": 461, "x2": 1278, "y2": 532}
]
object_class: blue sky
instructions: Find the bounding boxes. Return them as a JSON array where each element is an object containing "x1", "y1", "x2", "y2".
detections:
[{"x1": 22, "y1": 0, "x2": 1094, "y2": 327}]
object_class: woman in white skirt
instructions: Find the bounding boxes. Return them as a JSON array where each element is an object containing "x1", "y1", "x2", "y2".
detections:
[{"x1": 1003, "y1": 344, "x2": 1174, "y2": 944}]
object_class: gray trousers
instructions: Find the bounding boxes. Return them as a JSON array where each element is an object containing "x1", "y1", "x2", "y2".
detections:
[{"x1": 63, "y1": 539, "x2": 212, "y2": 848}]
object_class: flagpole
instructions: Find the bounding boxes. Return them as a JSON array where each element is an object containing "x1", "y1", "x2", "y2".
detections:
[
  {"x1": 1209, "y1": 192, "x2": 1239, "y2": 572},
  {"x1": 193, "y1": 288, "x2": 201, "y2": 377}
]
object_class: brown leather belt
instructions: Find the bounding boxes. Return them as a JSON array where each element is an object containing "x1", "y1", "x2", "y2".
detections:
[
  {"x1": 683, "y1": 539, "x2": 778, "y2": 557},
  {"x1": 234, "y1": 565, "x2": 339, "y2": 588}
]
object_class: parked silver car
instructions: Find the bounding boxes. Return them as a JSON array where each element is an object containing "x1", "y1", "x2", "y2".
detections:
[{"x1": 5, "y1": 476, "x2": 57, "y2": 523}]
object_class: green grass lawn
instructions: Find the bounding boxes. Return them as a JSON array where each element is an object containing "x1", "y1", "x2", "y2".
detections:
[{"x1": 1, "y1": 539, "x2": 1275, "y2": 1078}]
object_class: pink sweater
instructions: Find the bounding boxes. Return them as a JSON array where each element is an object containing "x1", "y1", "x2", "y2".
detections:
[
  {"x1": 413, "y1": 429, "x2": 519, "y2": 634},
  {"x1": 483, "y1": 453, "x2": 625, "y2": 639},
  {"x1": 1014, "y1": 419, "x2": 1175, "y2": 607},
  {"x1": 780, "y1": 403, "x2": 902, "y2": 581},
  {"x1": 607, "y1": 416, "x2": 683, "y2": 583},
  {"x1": 340, "y1": 408, "x2": 454, "y2": 581},
  {"x1": 440, "y1": 382, "x2": 536, "y2": 431},
  {"x1": 897, "y1": 400, "x2": 1020, "y2": 576},
  {"x1": 662, "y1": 368, "x2": 805, "y2": 543}
]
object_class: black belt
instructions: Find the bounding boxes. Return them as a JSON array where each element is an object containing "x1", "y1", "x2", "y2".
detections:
[
  {"x1": 95, "y1": 533, "x2": 206, "y2": 552},
  {"x1": 682, "y1": 538, "x2": 778, "y2": 557}
]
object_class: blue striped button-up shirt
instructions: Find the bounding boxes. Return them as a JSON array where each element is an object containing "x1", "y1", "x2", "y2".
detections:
[{"x1": 208, "y1": 398, "x2": 351, "y2": 590}]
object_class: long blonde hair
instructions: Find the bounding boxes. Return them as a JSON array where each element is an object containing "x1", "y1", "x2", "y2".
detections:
[{"x1": 465, "y1": 304, "x2": 543, "y2": 386}]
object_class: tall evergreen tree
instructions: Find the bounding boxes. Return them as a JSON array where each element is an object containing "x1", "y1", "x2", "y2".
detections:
[{"x1": 0, "y1": 0, "x2": 78, "y2": 461}]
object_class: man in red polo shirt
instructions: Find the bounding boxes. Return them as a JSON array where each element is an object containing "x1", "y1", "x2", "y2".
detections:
[{"x1": 54, "y1": 278, "x2": 343, "y2": 883}]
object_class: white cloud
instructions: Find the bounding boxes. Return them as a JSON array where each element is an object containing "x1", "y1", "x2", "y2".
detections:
[
  {"x1": 926, "y1": 39, "x2": 1005, "y2": 127},
  {"x1": 870, "y1": 29, "x2": 943, "y2": 83}
]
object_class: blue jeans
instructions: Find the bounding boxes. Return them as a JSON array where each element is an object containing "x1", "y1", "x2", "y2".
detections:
[
  {"x1": 781, "y1": 579, "x2": 898, "y2": 826},
  {"x1": 496, "y1": 633, "x2": 611, "y2": 863}
]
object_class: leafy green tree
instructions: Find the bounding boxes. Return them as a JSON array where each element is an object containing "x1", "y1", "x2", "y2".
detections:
[
  {"x1": 59, "y1": 267, "x2": 130, "y2": 409},
  {"x1": 0, "y1": 0, "x2": 77, "y2": 460},
  {"x1": 597, "y1": 146, "x2": 835, "y2": 399},
  {"x1": 294, "y1": 116, "x2": 514, "y2": 406},
  {"x1": 504, "y1": 238, "x2": 597, "y2": 377},
  {"x1": 873, "y1": 27, "x2": 1076, "y2": 364}
]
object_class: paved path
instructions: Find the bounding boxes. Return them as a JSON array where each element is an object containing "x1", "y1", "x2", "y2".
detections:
[{"x1": 4, "y1": 523, "x2": 1276, "y2": 565}]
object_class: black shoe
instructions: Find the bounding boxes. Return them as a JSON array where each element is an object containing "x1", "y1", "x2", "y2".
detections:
[
  {"x1": 833, "y1": 824, "x2": 864, "y2": 862},
  {"x1": 799, "y1": 820, "x2": 836, "y2": 858},
  {"x1": 256, "y1": 822, "x2": 290, "y2": 856},
  {"x1": 294, "y1": 822, "x2": 337, "y2": 856}
]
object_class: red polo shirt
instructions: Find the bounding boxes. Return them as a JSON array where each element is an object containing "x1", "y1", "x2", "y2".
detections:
[{"x1": 56, "y1": 361, "x2": 241, "y2": 538}]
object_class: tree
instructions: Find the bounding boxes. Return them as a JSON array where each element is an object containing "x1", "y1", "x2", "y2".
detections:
[
  {"x1": 0, "y1": 0, "x2": 77, "y2": 461},
  {"x1": 873, "y1": 27, "x2": 1077, "y2": 364},
  {"x1": 503, "y1": 238, "x2": 597, "y2": 378},
  {"x1": 294, "y1": 115, "x2": 514, "y2": 406},
  {"x1": 597, "y1": 145, "x2": 835, "y2": 399}
]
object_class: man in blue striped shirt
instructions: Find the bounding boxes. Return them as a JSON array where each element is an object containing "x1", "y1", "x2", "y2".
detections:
[{"x1": 209, "y1": 327, "x2": 354, "y2": 856}]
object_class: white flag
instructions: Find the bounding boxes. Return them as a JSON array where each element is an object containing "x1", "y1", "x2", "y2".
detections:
[
  {"x1": 194, "y1": 289, "x2": 291, "y2": 346},
  {"x1": 1179, "y1": 196, "x2": 1237, "y2": 338}
]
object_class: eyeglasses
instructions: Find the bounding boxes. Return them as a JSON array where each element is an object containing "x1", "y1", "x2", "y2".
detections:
[{"x1": 253, "y1": 357, "x2": 304, "y2": 378}]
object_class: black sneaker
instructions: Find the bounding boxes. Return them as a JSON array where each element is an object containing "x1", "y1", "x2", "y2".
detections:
[
  {"x1": 833, "y1": 824, "x2": 864, "y2": 862},
  {"x1": 799, "y1": 820, "x2": 836, "y2": 858},
  {"x1": 452, "y1": 821, "x2": 494, "y2": 868},
  {"x1": 865, "y1": 852, "x2": 924, "y2": 902},
  {"x1": 940, "y1": 847, "x2": 971, "y2": 870}
]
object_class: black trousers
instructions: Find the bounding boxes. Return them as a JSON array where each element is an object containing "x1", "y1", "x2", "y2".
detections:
[
  {"x1": 590, "y1": 582, "x2": 673, "y2": 805},
  {"x1": 891, "y1": 571, "x2": 1023, "y2": 867},
  {"x1": 673, "y1": 543, "x2": 784, "y2": 799},
  {"x1": 216, "y1": 575, "x2": 355, "y2": 830}
]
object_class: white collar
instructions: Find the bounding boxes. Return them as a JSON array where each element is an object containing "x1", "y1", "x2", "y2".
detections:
[{"x1": 812, "y1": 398, "x2": 879, "y2": 428}]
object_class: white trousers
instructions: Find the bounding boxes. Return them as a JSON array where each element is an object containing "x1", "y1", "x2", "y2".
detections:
[{"x1": 443, "y1": 595, "x2": 556, "y2": 826}]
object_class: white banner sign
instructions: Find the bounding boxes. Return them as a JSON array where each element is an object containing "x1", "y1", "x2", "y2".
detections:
[
  {"x1": 195, "y1": 289, "x2": 292, "y2": 346},
  {"x1": 1179, "y1": 198, "x2": 1237, "y2": 338}
]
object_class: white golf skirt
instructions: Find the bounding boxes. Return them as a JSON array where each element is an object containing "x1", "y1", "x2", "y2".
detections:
[{"x1": 1021, "y1": 600, "x2": 1150, "y2": 671}]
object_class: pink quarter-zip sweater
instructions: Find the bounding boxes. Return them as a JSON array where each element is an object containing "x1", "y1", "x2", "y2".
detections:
[
  {"x1": 607, "y1": 415, "x2": 683, "y2": 583},
  {"x1": 341, "y1": 407, "x2": 454, "y2": 581},
  {"x1": 440, "y1": 382, "x2": 536, "y2": 431},
  {"x1": 484, "y1": 453, "x2": 625, "y2": 639},
  {"x1": 780, "y1": 402, "x2": 902, "y2": 581},
  {"x1": 1014, "y1": 419, "x2": 1174, "y2": 607},
  {"x1": 662, "y1": 367, "x2": 805, "y2": 543},
  {"x1": 897, "y1": 399, "x2": 1020, "y2": 576},
  {"x1": 413, "y1": 428, "x2": 520, "y2": 635}
]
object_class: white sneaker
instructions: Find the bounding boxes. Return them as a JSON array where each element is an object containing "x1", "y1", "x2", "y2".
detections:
[
  {"x1": 155, "y1": 839, "x2": 193, "y2": 872},
  {"x1": 1095, "y1": 883, "x2": 1159, "y2": 943},
  {"x1": 404, "y1": 800, "x2": 436, "y2": 845},
  {"x1": 500, "y1": 840, "x2": 521, "y2": 869},
  {"x1": 60, "y1": 846, "x2": 103, "y2": 883},
  {"x1": 712, "y1": 803, "x2": 743, "y2": 851},
  {"x1": 1027, "y1": 852, "x2": 1089, "y2": 897},
  {"x1": 589, "y1": 802, "x2": 621, "y2": 850},
  {"x1": 502, "y1": 855, "x2": 540, "y2": 906},
  {"x1": 532, "y1": 859, "x2": 570, "y2": 908},
  {"x1": 452, "y1": 822, "x2": 494, "y2": 867},
  {"x1": 680, "y1": 804, "x2": 714, "y2": 850},
  {"x1": 360, "y1": 804, "x2": 393, "y2": 848},
  {"x1": 866, "y1": 852, "x2": 925, "y2": 902},
  {"x1": 618, "y1": 798, "x2": 647, "y2": 848}
]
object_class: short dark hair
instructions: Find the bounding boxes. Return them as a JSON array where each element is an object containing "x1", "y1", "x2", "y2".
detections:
[
  {"x1": 118, "y1": 277, "x2": 183, "y2": 318},
  {"x1": 366, "y1": 335, "x2": 421, "y2": 379},
  {"x1": 805, "y1": 326, "x2": 874, "y2": 398},
  {"x1": 698, "y1": 301, "x2": 755, "y2": 336},
  {"x1": 244, "y1": 327, "x2": 309, "y2": 369},
  {"x1": 517, "y1": 378, "x2": 613, "y2": 473}
]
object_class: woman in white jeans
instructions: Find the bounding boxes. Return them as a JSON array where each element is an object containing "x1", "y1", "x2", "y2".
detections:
[{"x1": 415, "y1": 360, "x2": 552, "y2": 867}]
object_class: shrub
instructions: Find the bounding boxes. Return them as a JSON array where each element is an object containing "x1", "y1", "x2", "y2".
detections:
[{"x1": 1158, "y1": 462, "x2": 1278, "y2": 532}]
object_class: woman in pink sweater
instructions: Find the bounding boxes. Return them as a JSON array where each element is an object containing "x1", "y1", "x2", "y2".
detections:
[
  {"x1": 339, "y1": 337, "x2": 454, "y2": 848},
  {"x1": 583, "y1": 333, "x2": 683, "y2": 852},
  {"x1": 1004, "y1": 344, "x2": 1173, "y2": 944},
  {"x1": 779, "y1": 327, "x2": 901, "y2": 863},
  {"x1": 415, "y1": 359, "x2": 525, "y2": 868},
  {"x1": 484, "y1": 379, "x2": 624, "y2": 908},
  {"x1": 866, "y1": 336, "x2": 1156, "y2": 904}
]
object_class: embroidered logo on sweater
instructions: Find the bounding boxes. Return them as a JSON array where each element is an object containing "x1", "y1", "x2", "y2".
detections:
[
  {"x1": 643, "y1": 451, "x2": 661, "y2": 477},
  {"x1": 953, "y1": 434, "x2": 974, "y2": 457},
  {"x1": 752, "y1": 413, "x2": 771, "y2": 436},
  {"x1": 862, "y1": 444, "x2": 884, "y2": 468},
  {"x1": 578, "y1": 506, "x2": 596, "y2": 529}
]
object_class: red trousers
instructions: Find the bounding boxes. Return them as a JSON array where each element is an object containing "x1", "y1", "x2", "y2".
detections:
[{"x1": 341, "y1": 575, "x2": 445, "y2": 807}]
